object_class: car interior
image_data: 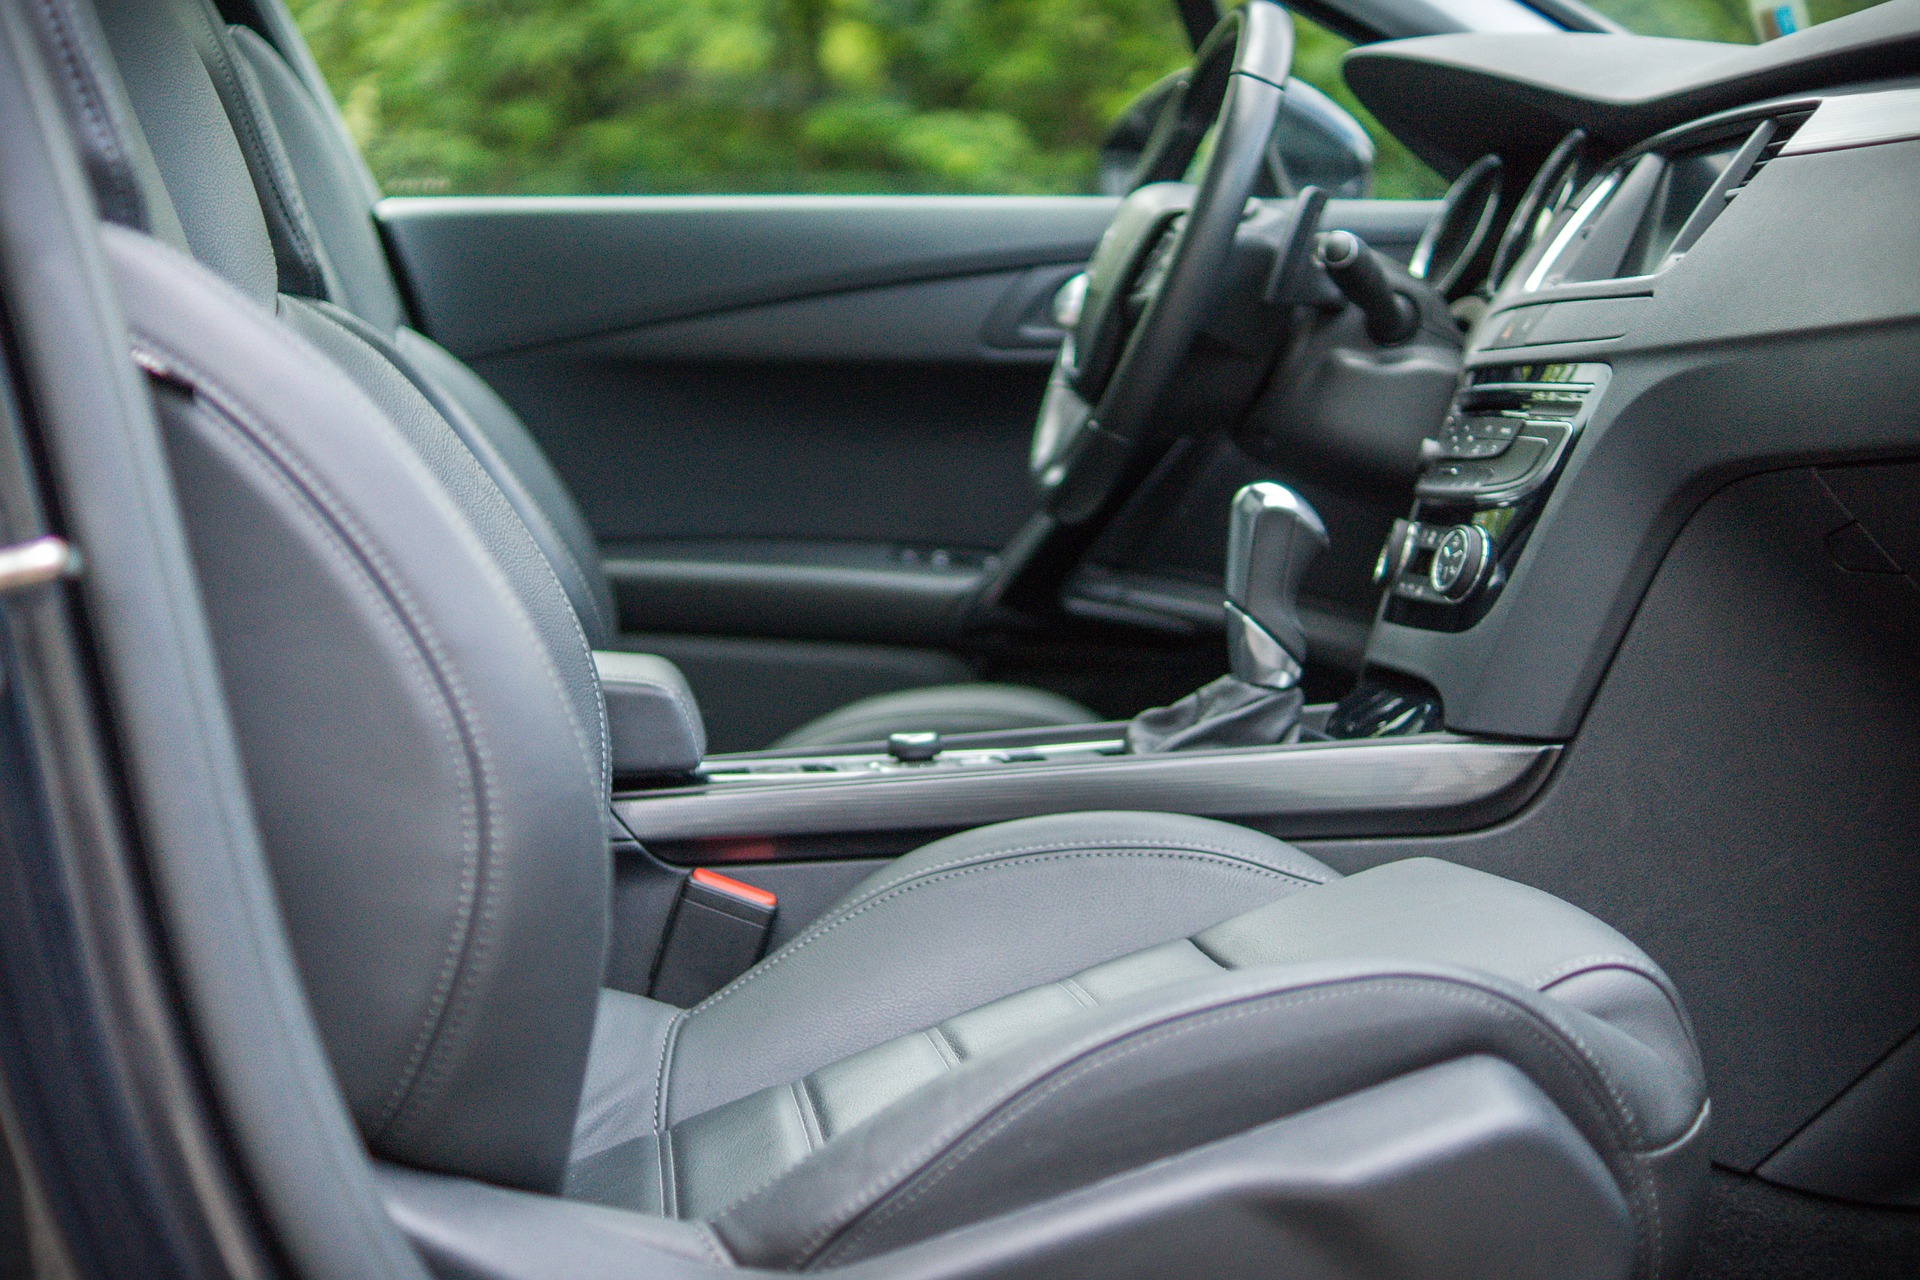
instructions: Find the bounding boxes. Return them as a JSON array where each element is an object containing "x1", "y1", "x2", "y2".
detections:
[{"x1": 0, "y1": 0, "x2": 1917, "y2": 1275}]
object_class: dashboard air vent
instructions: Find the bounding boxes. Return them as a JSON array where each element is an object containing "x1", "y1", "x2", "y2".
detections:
[{"x1": 1723, "y1": 111, "x2": 1813, "y2": 199}]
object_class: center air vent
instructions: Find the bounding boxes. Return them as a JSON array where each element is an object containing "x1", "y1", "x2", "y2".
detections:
[{"x1": 1721, "y1": 111, "x2": 1813, "y2": 199}]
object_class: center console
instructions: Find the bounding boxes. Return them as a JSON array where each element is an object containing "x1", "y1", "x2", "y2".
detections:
[
  {"x1": 614, "y1": 474, "x2": 1560, "y2": 866},
  {"x1": 1373, "y1": 362, "x2": 1610, "y2": 629}
]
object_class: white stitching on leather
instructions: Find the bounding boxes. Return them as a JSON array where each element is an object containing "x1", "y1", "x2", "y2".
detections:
[
  {"x1": 684, "y1": 843, "x2": 1325, "y2": 1019},
  {"x1": 839, "y1": 835, "x2": 1326, "y2": 915},
  {"x1": 786, "y1": 976, "x2": 1662, "y2": 1268},
  {"x1": 140, "y1": 343, "x2": 487, "y2": 1128},
  {"x1": 1529, "y1": 953, "x2": 1661, "y2": 990},
  {"x1": 283, "y1": 297, "x2": 609, "y2": 800},
  {"x1": 654, "y1": 1010, "x2": 686, "y2": 1137}
]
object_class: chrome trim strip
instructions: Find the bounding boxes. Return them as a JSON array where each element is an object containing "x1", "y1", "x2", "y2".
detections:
[
  {"x1": 0, "y1": 536, "x2": 77, "y2": 593},
  {"x1": 1782, "y1": 88, "x2": 1920, "y2": 157},
  {"x1": 616, "y1": 737, "x2": 1560, "y2": 844}
]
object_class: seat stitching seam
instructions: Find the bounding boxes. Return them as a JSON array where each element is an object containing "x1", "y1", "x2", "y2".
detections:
[
  {"x1": 924, "y1": 1026, "x2": 962, "y2": 1069},
  {"x1": 1529, "y1": 953, "x2": 1663, "y2": 990},
  {"x1": 685, "y1": 848, "x2": 1321, "y2": 1017},
  {"x1": 797, "y1": 976, "x2": 1657, "y2": 1267},
  {"x1": 1058, "y1": 977, "x2": 1098, "y2": 1009},
  {"x1": 654, "y1": 1011, "x2": 685, "y2": 1136},
  {"x1": 284, "y1": 297, "x2": 608, "y2": 796},
  {"x1": 197, "y1": 18, "x2": 326, "y2": 293},
  {"x1": 137, "y1": 342, "x2": 491, "y2": 1133},
  {"x1": 837, "y1": 837, "x2": 1325, "y2": 914}
]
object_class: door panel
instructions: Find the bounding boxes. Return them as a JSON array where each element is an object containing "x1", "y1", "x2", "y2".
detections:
[
  {"x1": 380, "y1": 195, "x2": 1120, "y2": 358},
  {"x1": 379, "y1": 194, "x2": 1438, "y2": 743}
]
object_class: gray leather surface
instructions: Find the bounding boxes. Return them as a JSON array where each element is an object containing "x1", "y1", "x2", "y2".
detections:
[
  {"x1": 774, "y1": 683, "x2": 1099, "y2": 748},
  {"x1": 22, "y1": 0, "x2": 189, "y2": 246},
  {"x1": 593, "y1": 651, "x2": 706, "y2": 776},
  {"x1": 395, "y1": 328, "x2": 618, "y2": 646},
  {"x1": 91, "y1": 0, "x2": 277, "y2": 302},
  {"x1": 662, "y1": 812, "x2": 1337, "y2": 1124},
  {"x1": 563, "y1": 851, "x2": 1704, "y2": 1276},
  {"x1": 171, "y1": 0, "x2": 337, "y2": 301},
  {"x1": 108, "y1": 227, "x2": 610, "y2": 1193},
  {"x1": 227, "y1": 22, "x2": 404, "y2": 330},
  {"x1": 572, "y1": 990, "x2": 680, "y2": 1166},
  {"x1": 278, "y1": 295, "x2": 610, "y2": 793}
]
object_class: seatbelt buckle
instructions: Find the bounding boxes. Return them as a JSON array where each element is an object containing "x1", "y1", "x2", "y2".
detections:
[{"x1": 649, "y1": 868, "x2": 777, "y2": 1007}]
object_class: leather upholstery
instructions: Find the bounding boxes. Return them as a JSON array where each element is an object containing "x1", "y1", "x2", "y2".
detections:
[
  {"x1": 565, "y1": 852, "x2": 1707, "y2": 1276},
  {"x1": 91, "y1": 0, "x2": 278, "y2": 302},
  {"x1": 227, "y1": 22, "x2": 404, "y2": 331},
  {"x1": 593, "y1": 651, "x2": 707, "y2": 776},
  {"x1": 106, "y1": 227, "x2": 609, "y2": 1193}
]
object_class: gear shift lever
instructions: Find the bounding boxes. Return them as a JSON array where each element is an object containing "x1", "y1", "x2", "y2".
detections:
[
  {"x1": 1225, "y1": 483, "x2": 1329, "y2": 689},
  {"x1": 1128, "y1": 483, "x2": 1328, "y2": 752}
]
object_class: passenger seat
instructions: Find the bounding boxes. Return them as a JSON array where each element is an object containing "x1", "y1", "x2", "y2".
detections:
[{"x1": 207, "y1": 0, "x2": 1098, "y2": 748}]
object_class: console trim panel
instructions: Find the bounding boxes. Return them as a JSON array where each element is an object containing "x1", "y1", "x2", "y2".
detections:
[{"x1": 614, "y1": 737, "x2": 1559, "y2": 851}]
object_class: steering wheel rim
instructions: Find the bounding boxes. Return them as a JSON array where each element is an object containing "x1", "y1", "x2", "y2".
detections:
[{"x1": 1032, "y1": 0, "x2": 1295, "y2": 526}]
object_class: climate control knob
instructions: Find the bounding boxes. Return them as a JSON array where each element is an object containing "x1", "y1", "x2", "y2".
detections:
[{"x1": 1428, "y1": 524, "x2": 1490, "y2": 600}]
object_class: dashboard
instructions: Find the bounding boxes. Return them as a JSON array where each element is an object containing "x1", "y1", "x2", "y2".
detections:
[{"x1": 1327, "y1": 13, "x2": 1920, "y2": 739}]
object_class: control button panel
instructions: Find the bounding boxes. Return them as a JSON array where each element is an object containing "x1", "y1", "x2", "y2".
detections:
[
  {"x1": 1413, "y1": 365, "x2": 1606, "y2": 505},
  {"x1": 1429, "y1": 525, "x2": 1490, "y2": 598},
  {"x1": 1381, "y1": 363, "x2": 1610, "y2": 625},
  {"x1": 1379, "y1": 519, "x2": 1496, "y2": 605}
]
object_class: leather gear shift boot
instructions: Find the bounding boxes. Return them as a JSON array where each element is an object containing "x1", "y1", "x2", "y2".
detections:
[{"x1": 1127, "y1": 676, "x2": 1305, "y2": 753}]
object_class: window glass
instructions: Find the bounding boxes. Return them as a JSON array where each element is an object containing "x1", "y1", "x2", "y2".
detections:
[
  {"x1": 1581, "y1": 0, "x2": 1887, "y2": 42},
  {"x1": 290, "y1": 0, "x2": 1442, "y2": 197},
  {"x1": 1289, "y1": 16, "x2": 1445, "y2": 198}
]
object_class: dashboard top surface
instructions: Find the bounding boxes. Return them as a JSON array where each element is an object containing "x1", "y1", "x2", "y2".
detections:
[{"x1": 1344, "y1": 0, "x2": 1920, "y2": 174}]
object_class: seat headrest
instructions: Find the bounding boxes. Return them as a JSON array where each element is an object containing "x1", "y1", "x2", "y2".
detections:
[
  {"x1": 226, "y1": 21, "x2": 408, "y2": 332},
  {"x1": 79, "y1": 0, "x2": 293, "y2": 305}
]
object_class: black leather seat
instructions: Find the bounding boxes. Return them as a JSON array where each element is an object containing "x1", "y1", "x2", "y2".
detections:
[
  {"x1": 51, "y1": 0, "x2": 1711, "y2": 1273},
  {"x1": 163, "y1": 0, "x2": 1098, "y2": 750}
]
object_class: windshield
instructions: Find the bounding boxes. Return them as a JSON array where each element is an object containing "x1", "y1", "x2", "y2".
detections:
[{"x1": 1580, "y1": 0, "x2": 1891, "y2": 42}]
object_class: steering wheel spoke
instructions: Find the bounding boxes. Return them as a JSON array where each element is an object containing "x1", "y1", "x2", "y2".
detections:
[{"x1": 1031, "y1": 0, "x2": 1297, "y2": 526}]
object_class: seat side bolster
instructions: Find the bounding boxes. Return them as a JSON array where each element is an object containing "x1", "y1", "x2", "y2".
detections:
[{"x1": 711, "y1": 958, "x2": 1706, "y2": 1272}]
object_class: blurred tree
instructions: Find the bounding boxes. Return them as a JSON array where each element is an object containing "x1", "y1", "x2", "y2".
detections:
[{"x1": 291, "y1": 0, "x2": 1451, "y2": 197}]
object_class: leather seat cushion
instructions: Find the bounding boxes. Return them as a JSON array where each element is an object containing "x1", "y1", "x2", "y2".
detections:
[
  {"x1": 563, "y1": 833, "x2": 1707, "y2": 1273},
  {"x1": 569, "y1": 811, "x2": 1337, "y2": 1170}
]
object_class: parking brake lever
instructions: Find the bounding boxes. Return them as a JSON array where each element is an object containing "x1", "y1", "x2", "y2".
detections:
[{"x1": 1225, "y1": 482, "x2": 1329, "y2": 690}]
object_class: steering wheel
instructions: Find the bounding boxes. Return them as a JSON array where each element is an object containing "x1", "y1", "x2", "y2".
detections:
[{"x1": 1031, "y1": 0, "x2": 1296, "y2": 526}]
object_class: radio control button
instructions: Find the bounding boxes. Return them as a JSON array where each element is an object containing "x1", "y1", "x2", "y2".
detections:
[
  {"x1": 1374, "y1": 519, "x2": 1417, "y2": 583},
  {"x1": 1429, "y1": 525, "x2": 1491, "y2": 600}
]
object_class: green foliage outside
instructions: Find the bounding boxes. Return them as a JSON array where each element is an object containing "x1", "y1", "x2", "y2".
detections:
[
  {"x1": 295, "y1": 0, "x2": 1894, "y2": 203},
  {"x1": 1581, "y1": 0, "x2": 1887, "y2": 42},
  {"x1": 289, "y1": 0, "x2": 1447, "y2": 199}
]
